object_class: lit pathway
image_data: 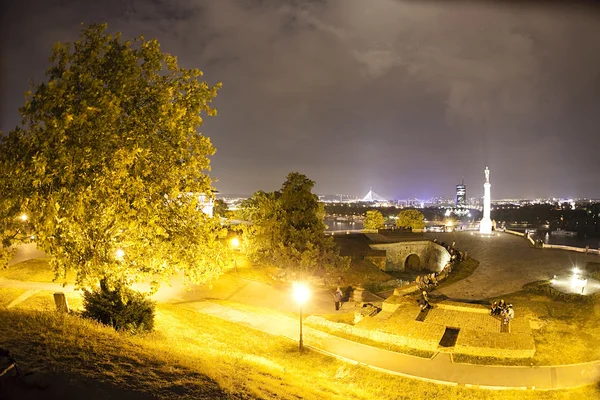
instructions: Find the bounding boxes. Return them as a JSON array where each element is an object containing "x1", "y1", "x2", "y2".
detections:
[{"x1": 193, "y1": 302, "x2": 600, "y2": 390}]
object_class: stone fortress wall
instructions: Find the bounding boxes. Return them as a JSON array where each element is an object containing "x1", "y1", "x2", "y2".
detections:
[{"x1": 368, "y1": 241, "x2": 451, "y2": 272}]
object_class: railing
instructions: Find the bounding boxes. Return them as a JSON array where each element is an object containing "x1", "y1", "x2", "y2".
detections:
[
  {"x1": 504, "y1": 230, "x2": 599, "y2": 255},
  {"x1": 504, "y1": 229, "x2": 525, "y2": 237},
  {"x1": 542, "y1": 244, "x2": 600, "y2": 255}
]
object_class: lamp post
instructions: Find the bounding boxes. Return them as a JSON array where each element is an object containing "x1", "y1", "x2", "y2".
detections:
[
  {"x1": 292, "y1": 282, "x2": 310, "y2": 352},
  {"x1": 230, "y1": 237, "x2": 240, "y2": 272}
]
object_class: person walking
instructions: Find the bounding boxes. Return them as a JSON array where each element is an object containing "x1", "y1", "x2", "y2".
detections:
[{"x1": 334, "y1": 287, "x2": 343, "y2": 311}]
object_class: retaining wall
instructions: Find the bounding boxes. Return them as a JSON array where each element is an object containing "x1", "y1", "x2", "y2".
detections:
[
  {"x1": 306, "y1": 315, "x2": 443, "y2": 352},
  {"x1": 368, "y1": 241, "x2": 450, "y2": 272},
  {"x1": 454, "y1": 330, "x2": 536, "y2": 358},
  {"x1": 542, "y1": 244, "x2": 600, "y2": 255}
]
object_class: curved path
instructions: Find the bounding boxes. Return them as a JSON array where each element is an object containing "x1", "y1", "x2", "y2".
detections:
[{"x1": 194, "y1": 302, "x2": 600, "y2": 390}]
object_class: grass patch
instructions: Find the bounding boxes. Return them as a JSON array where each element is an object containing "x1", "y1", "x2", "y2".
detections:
[
  {"x1": 225, "y1": 255, "x2": 281, "y2": 284},
  {"x1": 304, "y1": 318, "x2": 436, "y2": 358},
  {"x1": 452, "y1": 353, "x2": 534, "y2": 366},
  {"x1": 476, "y1": 290, "x2": 600, "y2": 366},
  {"x1": 319, "y1": 312, "x2": 356, "y2": 325},
  {"x1": 437, "y1": 258, "x2": 480, "y2": 288},
  {"x1": 11, "y1": 290, "x2": 55, "y2": 310},
  {"x1": 0, "y1": 258, "x2": 75, "y2": 283},
  {"x1": 336, "y1": 259, "x2": 394, "y2": 288},
  {"x1": 0, "y1": 288, "x2": 28, "y2": 307},
  {"x1": 1, "y1": 306, "x2": 597, "y2": 400}
]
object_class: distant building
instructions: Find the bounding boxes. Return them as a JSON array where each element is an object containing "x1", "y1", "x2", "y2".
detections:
[
  {"x1": 198, "y1": 193, "x2": 214, "y2": 217},
  {"x1": 456, "y1": 179, "x2": 467, "y2": 206}
]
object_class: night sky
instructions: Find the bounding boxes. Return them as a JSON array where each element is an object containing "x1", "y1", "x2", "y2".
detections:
[{"x1": 2, "y1": 1, "x2": 600, "y2": 199}]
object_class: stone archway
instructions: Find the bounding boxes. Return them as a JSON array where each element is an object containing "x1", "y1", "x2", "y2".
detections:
[{"x1": 404, "y1": 253, "x2": 421, "y2": 270}]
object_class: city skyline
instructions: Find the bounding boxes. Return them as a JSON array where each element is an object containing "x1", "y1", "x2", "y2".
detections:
[{"x1": 2, "y1": 1, "x2": 600, "y2": 199}]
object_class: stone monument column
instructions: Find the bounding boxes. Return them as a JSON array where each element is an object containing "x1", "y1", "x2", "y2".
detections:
[{"x1": 480, "y1": 166, "x2": 493, "y2": 234}]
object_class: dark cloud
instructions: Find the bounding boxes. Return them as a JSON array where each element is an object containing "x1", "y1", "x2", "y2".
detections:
[{"x1": 2, "y1": 0, "x2": 600, "y2": 199}]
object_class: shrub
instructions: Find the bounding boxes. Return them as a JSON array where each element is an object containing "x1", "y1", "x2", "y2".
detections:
[{"x1": 82, "y1": 279, "x2": 155, "y2": 332}]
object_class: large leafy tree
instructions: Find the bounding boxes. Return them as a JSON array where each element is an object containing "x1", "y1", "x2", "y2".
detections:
[
  {"x1": 363, "y1": 210, "x2": 385, "y2": 231},
  {"x1": 238, "y1": 173, "x2": 348, "y2": 272},
  {"x1": 396, "y1": 209, "x2": 425, "y2": 231},
  {"x1": 0, "y1": 24, "x2": 229, "y2": 288}
]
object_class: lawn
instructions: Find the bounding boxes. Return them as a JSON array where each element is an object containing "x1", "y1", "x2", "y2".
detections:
[
  {"x1": 0, "y1": 258, "x2": 75, "y2": 284},
  {"x1": 437, "y1": 257, "x2": 480, "y2": 288},
  {"x1": 1, "y1": 304, "x2": 598, "y2": 400},
  {"x1": 0, "y1": 288, "x2": 28, "y2": 307},
  {"x1": 451, "y1": 289, "x2": 600, "y2": 366}
]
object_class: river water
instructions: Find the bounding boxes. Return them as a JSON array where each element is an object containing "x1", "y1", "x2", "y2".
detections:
[
  {"x1": 530, "y1": 232, "x2": 600, "y2": 249},
  {"x1": 324, "y1": 219, "x2": 600, "y2": 249},
  {"x1": 325, "y1": 219, "x2": 363, "y2": 232}
]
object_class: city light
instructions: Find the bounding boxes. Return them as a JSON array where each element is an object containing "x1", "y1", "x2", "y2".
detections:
[
  {"x1": 20, "y1": 214, "x2": 28, "y2": 221},
  {"x1": 115, "y1": 249, "x2": 125, "y2": 260}
]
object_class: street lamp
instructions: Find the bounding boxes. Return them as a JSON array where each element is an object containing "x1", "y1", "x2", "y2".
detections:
[
  {"x1": 115, "y1": 248, "x2": 125, "y2": 261},
  {"x1": 20, "y1": 214, "x2": 28, "y2": 222},
  {"x1": 230, "y1": 237, "x2": 240, "y2": 272},
  {"x1": 292, "y1": 282, "x2": 310, "y2": 352}
]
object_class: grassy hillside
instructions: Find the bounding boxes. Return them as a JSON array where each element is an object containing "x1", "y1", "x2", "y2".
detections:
[{"x1": 1, "y1": 304, "x2": 598, "y2": 400}]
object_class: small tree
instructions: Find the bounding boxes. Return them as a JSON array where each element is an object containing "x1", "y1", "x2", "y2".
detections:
[
  {"x1": 363, "y1": 210, "x2": 385, "y2": 231},
  {"x1": 82, "y1": 279, "x2": 155, "y2": 332},
  {"x1": 396, "y1": 209, "x2": 425, "y2": 231},
  {"x1": 239, "y1": 173, "x2": 349, "y2": 273}
]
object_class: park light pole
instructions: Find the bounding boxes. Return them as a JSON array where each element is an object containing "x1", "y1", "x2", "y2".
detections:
[
  {"x1": 292, "y1": 282, "x2": 310, "y2": 352},
  {"x1": 230, "y1": 237, "x2": 240, "y2": 272}
]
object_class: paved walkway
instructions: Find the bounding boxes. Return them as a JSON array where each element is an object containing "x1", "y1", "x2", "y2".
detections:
[
  {"x1": 193, "y1": 302, "x2": 600, "y2": 390},
  {"x1": 425, "y1": 232, "x2": 599, "y2": 300}
]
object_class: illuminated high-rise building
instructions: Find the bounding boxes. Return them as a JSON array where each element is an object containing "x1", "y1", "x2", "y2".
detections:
[{"x1": 456, "y1": 178, "x2": 467, "y2": 206}]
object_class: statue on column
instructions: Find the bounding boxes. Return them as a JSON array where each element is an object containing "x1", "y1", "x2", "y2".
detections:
[{"x1": 485, "y1": 166, "x2": 490, "y2": 184}]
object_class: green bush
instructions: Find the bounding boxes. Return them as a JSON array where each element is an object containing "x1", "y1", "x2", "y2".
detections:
[{"x1": 82, "y1": 279, "x2": 155, "y2": 332}]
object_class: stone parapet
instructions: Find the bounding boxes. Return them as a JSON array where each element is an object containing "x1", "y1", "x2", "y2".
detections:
[{"x1": 454, "y1": 330, "x2": 536, "y2": 359}]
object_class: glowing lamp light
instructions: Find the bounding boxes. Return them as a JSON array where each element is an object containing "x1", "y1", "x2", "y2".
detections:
[
  {"x1": 20, "y1": 214, "x2": 28, "y2": 221},
  {"x1": 573, "y1": 267, "x2": 580, "y2": 275},
  {"x1": 115, "y1": 249, "x2": 125, "y2": 260},
  {"x1": 292, "y1": 282, "x2": 311, "y2": 352},
  {"x1": 230, "y1": 237, "x2": 240, "y2": 249},
  {"x1": 293, "y1": 282, "x2": 310, "y2": 305}
]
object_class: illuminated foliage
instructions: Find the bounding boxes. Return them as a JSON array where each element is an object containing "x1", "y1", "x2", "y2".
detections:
[
  {"x1": 396, "y1": 209, "x2": 425, "y2": 231},
  {"x1": 213, "y1": 199, "x2": 232, "y2": 218},
  {"x1": 238, "y1": 173, "x2": 349, "y2": 272},
  {"x1": 363, "y1": 210, "x2": 385, "y2": 230},
  {"x1": 0, "y1": 24, "x2": 229, "y2": 288}
]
